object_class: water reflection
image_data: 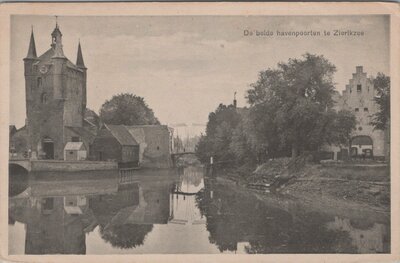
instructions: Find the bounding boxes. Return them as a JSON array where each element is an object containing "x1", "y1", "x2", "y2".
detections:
[
  {"x1": 197, "y1": 177, "x2": 389, "y2": 254},
  {"x1": 169, "y1": 166, "x2": 206, "y2": 226},
  {"x1": 326, "y1": 217, "x2": 389, "y2": 253},
  {"x1": 9, "y1": 166, "x2": 390, "y2": 254}
]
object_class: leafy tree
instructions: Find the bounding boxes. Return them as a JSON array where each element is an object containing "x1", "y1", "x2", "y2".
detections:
[
  {"x1": 99, "y1": 224, "x2": 153, "y2": 249},
  {"x1": 325, "y1": 109, "x2": 357, "y2": 147},
  {"x1": 229, "y1": 115, "x2": 256, "y2": 164},
  {"x1": 245, "y1": 100, "x2": 290, "y2": 160},
  {"x1": 195, "y1": 104, "x2": 241, "y2": 165},
  {"x1": 99, "y1": 93, "x2": 160, "y2": 125},
  {"x1": 246, "y1": 53, "x2": 355, "y2": 158},
  {"x1": 195, "y1": 135, "x2": 213, "y2": 164},
  {"x1": 371, "y1": 73, "x2": 390, "y2": 130},
  {"x1": 197, "y1": 53, "x2": 356, "y2": 164}
]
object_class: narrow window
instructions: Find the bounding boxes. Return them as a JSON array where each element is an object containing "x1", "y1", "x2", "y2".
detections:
[
  {"x1": 37, "y1": 77, "x2": 42, "y2": 88},
  {"x1": 364, "y1": 108, "x2": 368, "y2": 112},
  {"x1": 41, "y1": 92, "x2": 48, "y2": 104},
  {"x1": 357, "y1": 84, "x2": 362, "y2": 92},
  {"x1": 355, "y1": 108, "x2": 359, "y2": 112}
]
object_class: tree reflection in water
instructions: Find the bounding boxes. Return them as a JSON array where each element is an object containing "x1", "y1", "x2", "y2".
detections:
[
  {"x1": 8, "y1": 167, "x2": 389, "y2": 254},
  {"x1": 196, "y1": 178, "x2": 360, "y2": 253},
  {"x1": 99, "y1": 224, "x2": 153, "y2": 249}
]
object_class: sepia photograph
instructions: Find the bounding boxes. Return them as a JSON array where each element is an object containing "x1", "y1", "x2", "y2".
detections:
[{"x1": 1, "y1": 3, "x2": 399, "y2": 262}]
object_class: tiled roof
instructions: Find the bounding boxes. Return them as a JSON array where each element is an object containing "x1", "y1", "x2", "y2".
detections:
[
  {"x1": 65, "y1": 126, "x2": 96, "y2": 143},
  {"x1": 37, "y1": 48, "x2": 81, "y2": 71},
  {"x1": 106, "y1": 124, "x2": 138, "y2": 146},
  {"x1": 64, "y1": 142, "x2": 85, "y2": 151}
]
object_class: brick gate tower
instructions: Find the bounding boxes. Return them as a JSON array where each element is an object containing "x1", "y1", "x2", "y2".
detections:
[{"x1": 24, "y1": 23, "x2": 87, "y2": 160}]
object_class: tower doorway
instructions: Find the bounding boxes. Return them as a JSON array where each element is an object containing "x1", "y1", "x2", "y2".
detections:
[{"x1": 42, "y1": 137, "x2": 54, "y2": 159}]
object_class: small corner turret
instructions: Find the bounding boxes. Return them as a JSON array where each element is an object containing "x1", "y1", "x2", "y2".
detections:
[
  {"x1": 76, "y1": 41, "x2": 86, "y2": 69},
  {"x1": 24, "y1": 27, "x2": 37, "y2": 60}
]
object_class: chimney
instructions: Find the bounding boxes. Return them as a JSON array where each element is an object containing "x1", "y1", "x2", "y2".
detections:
[{"x1": 356, "y1": 66, "x2": 363, "y2": 74}]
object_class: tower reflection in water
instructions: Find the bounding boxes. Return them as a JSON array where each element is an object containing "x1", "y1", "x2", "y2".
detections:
[
  {"x1": 9, "y1": 166, "x2": 390, "y2": 254},
  {"x1": 9, "y1": 169, "x2": 175, "y2": 254}
]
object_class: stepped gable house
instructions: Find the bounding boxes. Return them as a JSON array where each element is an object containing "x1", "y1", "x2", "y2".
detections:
[
  {"x1": 325, "y1": 66, "x2": 388, "y2": 160},
  {"x1": 23, "y1": 23, "x2": 93, "y2": 160}
]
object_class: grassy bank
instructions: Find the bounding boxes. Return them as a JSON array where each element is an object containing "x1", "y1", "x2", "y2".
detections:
[
  {"x1": 280, "y1": 164, "x2": 390, "y2": 211},
  {"x1": 211, "y1": 159, "x2": 390, "y2": 212}
]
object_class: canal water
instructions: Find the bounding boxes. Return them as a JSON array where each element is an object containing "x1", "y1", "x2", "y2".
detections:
[{"x1": 8, "y1": 165, "x2": 390, "y2": 254}]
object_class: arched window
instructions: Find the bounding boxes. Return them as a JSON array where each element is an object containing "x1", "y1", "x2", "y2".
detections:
[{"x1": 41, "y1": 92, "x2": 48, "y2": 104}]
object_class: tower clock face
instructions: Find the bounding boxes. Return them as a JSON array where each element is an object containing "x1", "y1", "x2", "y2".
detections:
[{"x1": 39, "y1": 65, "x2": 48, "y2": 74}]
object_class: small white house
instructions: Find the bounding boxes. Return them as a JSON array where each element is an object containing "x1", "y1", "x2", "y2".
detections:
[
  {"x1": 64, "y1": 142, "x2": 87, "y2": 161},
  {"x1": 64, "y1": 196, "x2": 87, "y2": 215}
]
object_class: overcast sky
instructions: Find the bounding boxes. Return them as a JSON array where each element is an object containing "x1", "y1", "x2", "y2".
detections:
[{"x1": 10, "y1": 15, "x2": 389, "y2": 129}]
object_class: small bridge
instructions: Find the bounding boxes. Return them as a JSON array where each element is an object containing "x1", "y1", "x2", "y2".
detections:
[
  {"x1": 170, "y1": 152, "x2": 196, "y2": 168},
  {"x1": 9, "y1": 159, "x2": 31, "y2": 171},
  {"x1": 172, "y1": 184, "x2": 199, "y2": 196}
]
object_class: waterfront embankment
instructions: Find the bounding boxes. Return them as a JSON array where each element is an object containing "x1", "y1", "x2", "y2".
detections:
[
  {"x1": 10, "y1": 159, "x2": 118, "y2": 172},
  {"x1": 277, "y1": 163, "x2": 389, "y2": 212},
  {"x1": 211, "y1": 159, "x2": 390, "y2": 213}
]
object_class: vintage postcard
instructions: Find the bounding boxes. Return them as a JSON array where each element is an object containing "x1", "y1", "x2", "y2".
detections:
[{"x1": 0, "y1": 2, "x2": 399, "y2": 263}]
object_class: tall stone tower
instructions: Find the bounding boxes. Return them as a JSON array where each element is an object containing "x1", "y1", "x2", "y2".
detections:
[{"x1": 24, "y1": 23, "x2": 87, "y2": 160}]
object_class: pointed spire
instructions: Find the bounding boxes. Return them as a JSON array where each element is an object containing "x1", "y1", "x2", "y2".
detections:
[
  {"x1": 25, "y1": 27, "x2": 37, "y2": 59},
  {"x1": 76, "y1": 40, "x2": 86, "y2": 68}
]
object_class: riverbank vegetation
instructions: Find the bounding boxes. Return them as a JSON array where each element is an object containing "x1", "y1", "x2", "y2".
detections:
[
  {"x1": 370, "y1": 73, "x2": 390, "y2": 131},
  {"x1": 196, "y1": 53, "x2": 357, "y2": 169},
  {"x1": 195, "y1": 53, "x2": 390, "y2": 210}
]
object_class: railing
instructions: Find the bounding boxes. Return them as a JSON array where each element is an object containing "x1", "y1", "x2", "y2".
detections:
[{"x1": 118, "y1": 167, "x2": 140, "y2": 184}]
